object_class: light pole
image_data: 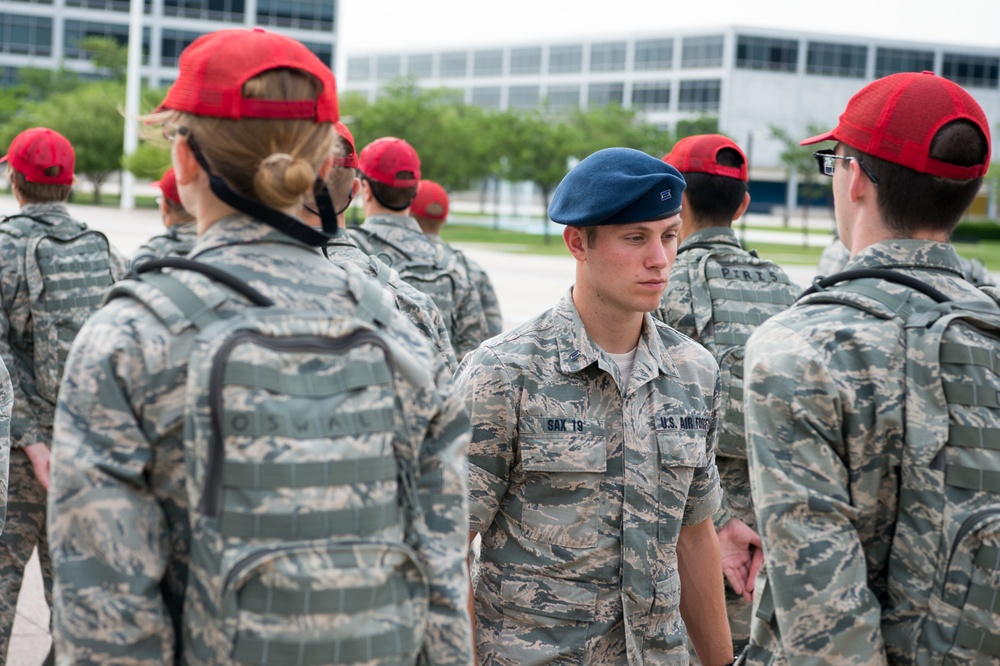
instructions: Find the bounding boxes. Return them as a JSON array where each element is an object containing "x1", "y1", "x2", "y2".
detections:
[{"x1": 120, "y1": 0, "x2": 144, "y2": 210}]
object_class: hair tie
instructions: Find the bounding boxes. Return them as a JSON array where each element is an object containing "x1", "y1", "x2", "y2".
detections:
[{"x1": 261, "y1": 153, "x2": 295, "y2": 167}]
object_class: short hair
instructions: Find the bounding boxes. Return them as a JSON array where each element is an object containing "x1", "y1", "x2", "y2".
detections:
[
  {"x1": 583, "y1": 226, "x2": 599, "y2": 248},
  {"x1": 364, "y1": 177, "x2": 417, "y2": 210},
  {"x1": 326, "y1": 133, "x2": 356, "y2": 210},
  {"x1": 164, "y1": 197, "x2": 194, "y2": 223},
  {"x1": 681, "y1": 148, "x2": 748, "y2": 227},
  {"x1": 842, "y1": 119, "x2": 987, "y2": 236},
  {"x1": 10, "y1": 168, "x2": 72, "y2": 203}
]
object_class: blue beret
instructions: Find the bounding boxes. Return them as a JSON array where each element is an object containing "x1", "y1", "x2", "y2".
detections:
[{"x1": 548, "y1": 147, "x2": 686, "y2": 227}]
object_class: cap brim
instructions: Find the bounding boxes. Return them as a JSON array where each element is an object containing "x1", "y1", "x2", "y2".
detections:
[
  {"x1": 0, "y1": 155, "x2": 8, "y2": 164},
  {"x1": 799, "y1": 129, "x2": 836, "y2": 146}
]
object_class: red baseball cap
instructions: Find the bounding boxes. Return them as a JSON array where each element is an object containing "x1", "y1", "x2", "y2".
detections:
[
  {"x1": 157, "y1": 28, "x2": 337, "y2": 123},
  {"x1": 0, "y1": 127, "x2": 74, "y2": 185},
  {"x1": 665, "y1": 134, "x2": 748, "y2": 181},
  {"x1": 152, "y1": 167, "x2": 181, "y2": 205},
  {"x1": 411, "y1": 180, "x2": 449, "y2": 221},
  {"x1": 358, "y1": 137, "x2": 421, "y2": 187},
  {"x1": 332, "y1": 121, "x2": 357, "y2": 168},
  {"x1": 800, "y1": 71, "x2": 990, "y2": 179}
]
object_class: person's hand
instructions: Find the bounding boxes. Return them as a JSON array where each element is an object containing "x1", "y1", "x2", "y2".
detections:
[
  {"x1": 23, "y1": 443, "x2": 51, "y2": 490},
  {"x1": 717, "y1": 518, "x2": 764, "y2": 602}
]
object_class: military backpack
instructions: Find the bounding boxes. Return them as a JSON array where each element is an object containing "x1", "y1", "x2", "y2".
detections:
[
  {"x1": 109, "y1": 255, "x2": 433, "y2": 666},
  {"x1": 349, "y1": 227, "x2": 460, "y2": 341},
  {"x1": 0, "y1": 214, "x2": 116, "y2": 404},
  {"x1": 795, "y1": 268, "x2": 1000, "y2": 664},
  {"x1": 678, "y1": 243, "x2": 799, "y2": 458}
]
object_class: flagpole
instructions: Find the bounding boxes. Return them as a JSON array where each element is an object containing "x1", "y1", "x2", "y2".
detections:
[{"x1": 120, "y1": 0, "x2": 144, "y2": 210}]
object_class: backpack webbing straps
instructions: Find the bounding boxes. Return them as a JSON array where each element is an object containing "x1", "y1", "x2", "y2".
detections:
[
  {"x1": 799, "y1": 268, "x2": 952, "y2": 304},
  {"x1": 134, "y1": 257, "x2": 275, "y2": 307},
  {"x1": 232, "y1": 626, "x2": 420, "y2": 665},
  {"x1": 134, "y1": 272, "x2": 222, "y2": 331}
]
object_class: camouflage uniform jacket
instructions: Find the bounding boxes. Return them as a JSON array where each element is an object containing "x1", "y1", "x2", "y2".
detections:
[
  {"x1": 349, "y1": 214, "x2": 490, "y2": 362},
  {"x1": 0, "y1": 356, "x2": 12, "y2": 534},
  {"x1": 817, "y1": 237, "x2": 996, "y2": 287},
  {"x1": 655, "y1": 227, "x2": 799, "y2": 530},
  {"x1": 48, "y1": 215, "x2": 473, "y2": 665},
  {"x1": 455, "y1": 290, "x2": 723, "y2": 664},
  {"x1": 325, "y1": 231, "x2": 458, "y2": 372},
  {"x1": 0, "y1": 202, "x2": 128, "y2": 449},
  {"x1": 452, "y1": 246, "x2": 503, "y2": 338},
  {"x1": 744, "y1": 240, "x2": 994, "y2": 665},
  {"x1": 131, "y1": 221, "x2": 198, "y2": 265}
]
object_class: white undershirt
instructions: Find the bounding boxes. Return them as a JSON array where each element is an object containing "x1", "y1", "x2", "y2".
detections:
[{"x1": 607, "y1": 347, "x2": 639, "y2": 393}]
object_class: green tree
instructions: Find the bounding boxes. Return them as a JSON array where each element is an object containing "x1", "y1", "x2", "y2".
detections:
[
  {"x1": 2, "y1": 82, "x2": 126, "y2": 204},
  {"x1": 675, "y1": 116, "x2": 720, "y2": 141},
  {"x1": 16, "y1": 67, "x2": 81, "y2": 100},
  {"x1": 568, "y1": 104, "x2": 672, "y2": 160},
  {"x1": 770, "y1": 123, "x2": 831, "y2": 237},
  {"x1": 80, "y1": 36, "x2": 128, "y2": 82}
]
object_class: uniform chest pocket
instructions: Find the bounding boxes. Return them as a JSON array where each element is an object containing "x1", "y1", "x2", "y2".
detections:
[
  {"x1": 656, "y1": 430, "x2": 709, "y2": 543},
  {"x1": 518, "y1": 434, "x2": 606, "y2": 549}
]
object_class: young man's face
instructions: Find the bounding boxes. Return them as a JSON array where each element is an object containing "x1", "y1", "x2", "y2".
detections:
[{"x1": 576, "y1": 215, "x2": 681, "y2": 315}]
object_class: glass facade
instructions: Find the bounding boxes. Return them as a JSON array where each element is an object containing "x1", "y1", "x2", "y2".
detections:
[
  {"x1": 632, "y1": 81, "x2": 671, "y2": 109},
  {"x1": 875, "y1": 47, "x2": 934, "y2": 77},
  {"x1": 161, "y1": 0, "x2": 244, "y2": 22},
  {"x1": 943, "y1": 53, "x2": 999, "y2": 88},
  {"x1": 347, "y1": 56, "x2": 371, "y2": 81},
  {"x1": 807, "y1": 41, "x2": 866, "y2": 78},
  {"x1": 678, "y1": 79, "x2": 721, "y2": 111},
  {"x1": 509, "y1": 84, "x2": 540, "y2": 108},
  {"x1": 0, "y1": 13, "x2": 51, "y2": 55},
  {"x1": 474, "y1": 49, "x2": 503, "y2": 76},
  {"x1": 547, "y1": 84, "x2": 580, "y2": 109},
  {"x1": 681, "y1": 35, "x2": 724, "y2": 68},
  {"x1": 588, "y1": 82, "x2": 624, "y2": 106},
  {"x1": 590, "y1": 41, "x2": 626, "y2": 72},
  {"x1": 375, "y1": 55, "x2": 401, "y2": 81},
  {"x1": 510, "y1": 46, "x2": 541, "y2": 74},
  {"x1": 549, "y1": 44, "x2": 583, "y2": 73},
  {"x1": 256, "y1": 0, "x2": 333, "y2": 31},
  {"x1": 408, "y1": 53, "x2": 434, "y2": 78},
  {"x1": 160, "y1": 29, "x2": 200, "y2": 66},
  {"x1": 736, "y1": 35, "x2": 798, "y2": 72},
  {"x1": 471, "y1": 86, "x2": 501, "y2": 108},
  {"x1": 635, "y1": 38, "x2": 673, "y2": 70},
  {"x1": 440, "y1": 51, "x2": 468, "y2": 77}
]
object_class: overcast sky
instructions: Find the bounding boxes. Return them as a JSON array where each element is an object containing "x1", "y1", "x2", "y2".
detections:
[{"x1": 337, "y1": 0, "x2": 1000, "y2": 59}]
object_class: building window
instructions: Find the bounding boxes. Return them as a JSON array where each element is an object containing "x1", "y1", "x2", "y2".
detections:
[
  {"x1": 943, "y1": 53, "x2": 999, "y2": 88},
  {"x1": 510, "y1": 46, "x2": 541, "y2": 74},
  {"x1": 471, "y1": 86, "x2": 501, "y2": 108},
  {"x1": 302, "y1": 41, "x2": 332, "y2": 67},
  {"x1": 407, "y1": 53, "x2": 433, "y2": 78},
  {"x1": 546, "y1": 85, "x2": 580, "y2": 110},
  {"x1": 474, "y1": 49, "x2": 503, "y2": 76},
  {"x1": 0, "y1": 13, "x2": 52, "y2": 56},
  {"x1": 440, "y1": 51, "x2": 467, "y2": 77},
  {"x1": 549, "y1": 44, "x2": 583, "y2": 73},
  {"x1": 736, "y1": 35, "x2": 798, "y2": 72},
  {"x1": 161, "y1": 0, "x2": 244, "y2": 22},
  {"x1": 160, "y1": 29, "x2": 200, "y2": 66},
  {"x1": 875, "y1": 47, "x2": 933, "y2": 77},
  {"x1": 64, "y1": 20, "x2": 146, "y2": 59},
  {"x1": 0, "y1": 66, "x2": 20, "y2": 86},
  {"x1": 635, "y1": 38, "x2": 673, "y2": 70},
  {"x1": 590, "y1": 41, "x2": 626, "y2": 72},
  {"x1": 588, "y1": 82, "x2": 624, "y2": 106},
  {"x1": 65, "y1": 0, "x2": 127, "y2": 10},
  {"x1": 681, "y1": 35, "x2": 724, "y2": 68},
  {"x1": 376, "y1": 55, "x2": 401, "y2": 81},
  {"x1": 807, "y1": 41, "x2": 866, "y2": 78},
  {"x1": 678, "y1": 79, "x2": 721, "y2": 111},
  {"x1": 509, "y1": 84, "x2": 540, "y2": 109},
  {"x1": 347, "y1": 57, "x2": 371, "y2": 81},
  {"x1": 632, "y1": 81, "x2": 671, "y2": 110},
  {"x1": 256, "y1": 0, "x2": 333, "y2": 31}
]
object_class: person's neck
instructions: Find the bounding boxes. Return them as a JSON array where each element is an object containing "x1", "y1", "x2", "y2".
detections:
[
  {"x1": 846, "y1": 214, "x2": 949, "y2": 255},
  {"x1": 571, "y1": 286, "x2": 644, "y2": 354}
]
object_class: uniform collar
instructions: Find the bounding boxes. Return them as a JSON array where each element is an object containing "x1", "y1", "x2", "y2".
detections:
[
  {"x1": 190, "y1": 214, "x2": 320, "y2": 257},
  {"x1": 680, "y1": 226, "x2": 741, "y2": 249},
  {"x1": 361, "y1": 213, "x2": 423, "y2": 233},
  {"x1": 845, "y1": 239, "x2": 967, "y2": 278},
  {"x1": 18, "y1": 202, "x2": 73, "y2": 224},
  {"x1": 553, "y1": 289, "x2": 678, "y2": 382}
]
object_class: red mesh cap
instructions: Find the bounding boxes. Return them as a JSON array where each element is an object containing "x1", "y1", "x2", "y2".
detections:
[
  {"x1": 665, "y1": 134, "x2": 748, "y2": 181},
  {"x1": 332, "y1": 121, "x2": 357, "y2": 168},
  {"x1": 358, "y1": 137, "x2": 421, "y2": 187},
  {"x1": 152, "y1": 167, "x2": 181, "y2": 205},
  {"x1": 411, "y1": 180, "x2": 449, "y2": 221},
  {"x1": 800, "y1": 71, "x2": 991, "y2": 179},
  {"x1": 0, "y1": 127, "x2": 75, "y2": 185},
  {"x1": 157, "y1": 28, "x2": 337, "y2": 122}
]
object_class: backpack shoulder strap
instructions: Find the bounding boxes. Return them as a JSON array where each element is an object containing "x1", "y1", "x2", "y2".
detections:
[{"x1": 798, "y1": 268, "x2": 952, "y2": 321}]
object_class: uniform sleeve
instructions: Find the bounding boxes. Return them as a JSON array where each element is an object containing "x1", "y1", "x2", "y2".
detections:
[
  {"x1": 450, "y1": 268, "x2": 491, "y2": 364},
  {"x1": 0, "y1": 356, "x2": 12, "y2": 534},
  {"x1": 462, "y1": 254, "x2": 503, "y2": 338},
  {"x1": 110, "y1": 245, "x2": 131, "y2": 281},
  {"x1": 412, "y1": 355, "x2": 475, "y2": 664},
  {"x1": 47, "y1": 307, "x2": 176, "y2": 665},
  {"x1": 658, "y1": 263, "x2": 699, "y2": 340},
  {"x1": 745, "y1": 321, "x2": 887, "y2": 665},
  {"x1": 453, "y1": 346, "x2": 517, "y2": 533},
  {"x1": 682, "y1": 361, "x2": 722, "y2": 527},
  {"x1": 0, "y1": 235, "x2": 44, "y2": 449}
]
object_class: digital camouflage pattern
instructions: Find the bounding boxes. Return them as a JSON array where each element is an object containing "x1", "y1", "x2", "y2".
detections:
[
  {"x1": 744, "y1": 240, "x2": 998, "y2": 665},
  {"x1": 325, "y1": 231, "x2": 457, "y2": 372},
  {"x1": 131, "y1": 221, "x2": 198, "y2": 265},
  {"x1": 655, "y1": 227, "x2": 799, "y2": 656},
  {"x1": 48, "y1": 215, "x2": 473, "y2": 665},
  {"x1": 0, "y1": 201, "x2": 127, "y2": 659},
  {"x1": 0, "y1": 358, "x2": 10, "y2": 534},
  {"x1": 455, "y1": 291, "x2": 722, "y2": 665},
  {"x1": 350, "y1": 214, "x2": 490, "y2": 362},
  {"x1": 818, "y1": 237, "x2": 997, "y2": 288}
]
